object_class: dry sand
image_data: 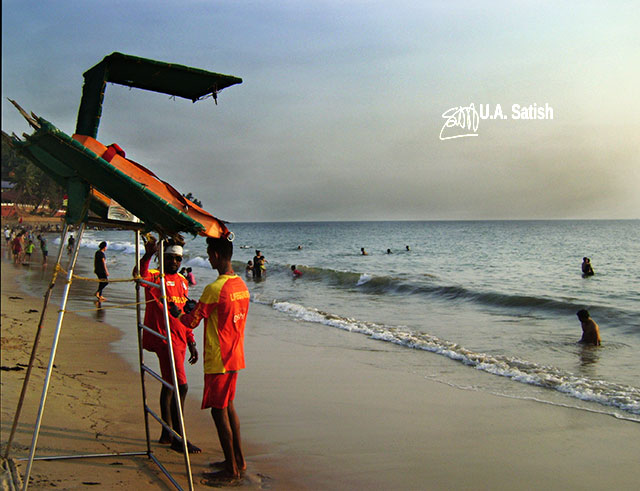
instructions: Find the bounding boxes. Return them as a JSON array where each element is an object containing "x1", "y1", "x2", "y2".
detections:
[{"x1": 2, "y1": 244, "x2": 639, "y2": 490}]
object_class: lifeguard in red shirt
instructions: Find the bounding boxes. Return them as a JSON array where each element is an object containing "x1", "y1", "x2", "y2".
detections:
[
  {"x1": 137, "y1": 235, "x2": 200, "y2": 454},
  {"x1": 172, "y1": 236, "x2": 249, "y2": 481}
]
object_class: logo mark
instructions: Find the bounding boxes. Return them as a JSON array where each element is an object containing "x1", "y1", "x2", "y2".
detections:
[{"x1": 439, "y1": 104, "x2": 479, "y2": 140}]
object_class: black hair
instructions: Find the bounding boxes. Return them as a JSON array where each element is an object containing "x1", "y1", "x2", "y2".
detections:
[
  {"x1": 207, "y1": 236, "x2": 233, "y2": 260},
  {"x1": 167, "y1": 234, "x2": 185, "y2": 248},
  {"x1": 99, "y1": 241, "x2": 107, "y2": 249},
  {"x1": 576, "y1": 309, "x2": 590, "y2": 321}
]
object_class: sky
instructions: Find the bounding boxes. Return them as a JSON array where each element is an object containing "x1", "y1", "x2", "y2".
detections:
[{"x1": 2, "y1": 1, "x2": 639, "y2": 222}]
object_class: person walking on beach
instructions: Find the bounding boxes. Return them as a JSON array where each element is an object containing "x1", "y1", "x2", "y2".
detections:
[
  {"x1": 581, "y1": 257, "x2": 594, "y2": 277},
  {"x1": 136, "y1": 235, "x2": 200, "y2": 453},
  {"x1": 4, "y1": 227, "x2": 11, "y2": 257},
  {"x1": 94, "y1": 241, "x2": 109, "y2": 301},
  {"x1": 37, "y1": 235, "x2": 48, "y2": 266},
  {"x1": 171, "y1": 235, "x2": 250, "y2": 481},
  {"x1": 24, "y1": 239, "x2": 35, "y2": 265},
  {"x1": 11, "y1": 232, "x2": 24, "y2": 264},
  {"x1": 576, "y1": 309, "x2": 601, "y2": 346},
  {"x1": 67, "y1": 234, "x2": 75, "y2": 255}
]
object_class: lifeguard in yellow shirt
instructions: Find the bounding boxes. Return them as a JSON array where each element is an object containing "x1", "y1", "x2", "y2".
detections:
[{"x1": 171, "y1": 235, "x2": 249, "y2": 481}]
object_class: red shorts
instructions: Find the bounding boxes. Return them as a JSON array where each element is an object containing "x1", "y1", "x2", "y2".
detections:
[
  {"x1": 156, "y1": 345, "x2": 187, "y2": 386},
  {"x1": 202, "y1": 372, "x2": 238, "y2": 409}
]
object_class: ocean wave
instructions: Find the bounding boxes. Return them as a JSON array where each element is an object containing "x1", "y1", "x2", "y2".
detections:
[
  {"x1": 258, "y1": 263, "x2": 632, "y2": 322},
  {"x1": 270, "y1": 300, "x2": 640, "y2": 417},
  {"x1": 54, "y1": 236, "x2": 137, "y2": 254}
]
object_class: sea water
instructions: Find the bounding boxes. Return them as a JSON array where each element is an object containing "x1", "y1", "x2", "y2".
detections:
[{"x1": 18, "y1": 220, "x2": 640, "y2": 421}]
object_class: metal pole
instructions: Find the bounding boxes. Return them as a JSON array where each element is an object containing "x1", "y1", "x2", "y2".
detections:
[
  {"x1": 21, "y1": 222, "x2": 86, "y2": 491},
  {"x1": 134, "y1": 230, "x2": 152, "y2": 455},
  {"x1": 158, "y1": 240, "x2": 194, "y2": 490},
  {"x1": 3, "y1": 224, "x2": 69, "y2": 459}
]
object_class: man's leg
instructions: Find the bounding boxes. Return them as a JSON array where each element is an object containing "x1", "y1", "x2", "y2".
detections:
[
  {"x1": 211, "y1": 407, "x2": 240, "y2": 478},
  {"x1": 96, "y1": 277, "x2": 108, "y2": 298},
  {"x1": 227, "y1": 401, "x2": 245, "y2": 471},
  {"x1": 169, "y1": 384, "x2": 201, "y2": 453},
  {"x1": 159, "y1": 385, "x2": 173, "y2": 444},
  {"x1": 209, "y1": 400, "x2": 246, "y2": 472}
]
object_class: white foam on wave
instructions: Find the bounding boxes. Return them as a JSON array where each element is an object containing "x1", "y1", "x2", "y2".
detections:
[
  {"x1": 356, "y1": 273, "x2": 372, "y2": 286},
  {"x1": 183, "y1": 256, "x2": 209, "y2": 269},
  {"x1": 270, "y1": 300, "x2": 640, "y2": 417},
  {"x1": 53, "y1": 236, "x2": 136, "y2": 254}
]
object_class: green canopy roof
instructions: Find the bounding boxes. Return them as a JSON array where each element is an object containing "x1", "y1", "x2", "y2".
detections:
[{"x1": 76, "y1": 52, "x2": 243, "y2": 137}]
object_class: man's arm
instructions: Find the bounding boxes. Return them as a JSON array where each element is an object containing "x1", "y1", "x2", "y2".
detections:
[
  {"x1": 593, "y1": 321, "x2": 602, "y2": 346},
  {"x1": 133, "y1": 238, "x2": 158, "y2": 279},
  {"x1": 177, "y1": 301, "x2": 206, "y2": 329}
]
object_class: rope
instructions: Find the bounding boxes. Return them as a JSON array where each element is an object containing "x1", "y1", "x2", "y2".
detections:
[
  {"x1": 59, "y1": 297, "x2": 158, "y2": 314},
  {"x1": 56, "y1": 265, "x2": 142, "y2": 284}
]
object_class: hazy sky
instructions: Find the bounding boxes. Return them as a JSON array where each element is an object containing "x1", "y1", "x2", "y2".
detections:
[{"x1": 2, "y1": 1, "x2": 639, "y2": 222}]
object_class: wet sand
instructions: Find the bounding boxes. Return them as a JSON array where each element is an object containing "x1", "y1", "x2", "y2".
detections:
[{"x1": 2, "y1": 244, "x2": 639, "y2": 490}]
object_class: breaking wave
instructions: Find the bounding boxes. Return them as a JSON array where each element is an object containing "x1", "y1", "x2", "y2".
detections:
[{"x1": 266, "y1": 300, "x2": 640, "y2": 419}]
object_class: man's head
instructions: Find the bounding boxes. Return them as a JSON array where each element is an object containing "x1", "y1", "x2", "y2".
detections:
[
  {"x1": 164, "y1": 238, "x2": 184, "y2": 274},
  {"x1": 99, "y1": 241, "x2": 107, "y2": 250},
  {"x1": 576, "y1": 309, "x2": 590, "y2": 321},
  {"x1": 208, "y1": 236, "x2": 233, "y2": 269}
]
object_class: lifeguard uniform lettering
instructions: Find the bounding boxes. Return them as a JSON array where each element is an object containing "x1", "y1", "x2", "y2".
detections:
[
  {"x1": 179, "y1": 275, "x2": 249, "y2": 374},
  {"x1": 140, "y1": 257, "x2": 194, "y2": 353}
]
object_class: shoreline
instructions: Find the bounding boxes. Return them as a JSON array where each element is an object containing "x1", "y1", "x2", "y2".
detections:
[{"x1": 2, "y1": 242, "x2": 640, "y2": 489}]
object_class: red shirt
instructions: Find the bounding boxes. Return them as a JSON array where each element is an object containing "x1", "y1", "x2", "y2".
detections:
[{"x1": 140, "y1": 257, "x2": 194, "y2": 353}]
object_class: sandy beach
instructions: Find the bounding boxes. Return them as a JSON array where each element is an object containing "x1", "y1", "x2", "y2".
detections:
[{"x1": 2, "y1": 243, "x2": 639, "y2": 490}]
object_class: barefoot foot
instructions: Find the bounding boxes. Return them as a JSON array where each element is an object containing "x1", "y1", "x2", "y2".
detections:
[{"x1": 171, "y1": 439, "x2": 202, "y2": 454}]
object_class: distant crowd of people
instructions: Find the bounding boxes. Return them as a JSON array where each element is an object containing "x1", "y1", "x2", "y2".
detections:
[{"x1": 4, "y1": 226, "x2": 49, "y2": 267}]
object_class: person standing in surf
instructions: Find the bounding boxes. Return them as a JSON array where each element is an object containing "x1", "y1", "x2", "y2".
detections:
[
  {"x1": 581, "y1": 257, "x2": 595, "y2": 277},
  {"x1": 576, "y1": 309, "x2": 601, "y2": 346},
  {"x1": 94, "y1": 241, "x2": 109, "y2": 301}
]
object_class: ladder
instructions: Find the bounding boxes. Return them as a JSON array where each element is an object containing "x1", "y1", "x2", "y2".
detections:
[
  {"x1": 6, "y1": 227, "x2": 194, "y2": 490},
  {"x1": 134, "y1": 232, "x2": 194, "y2": 490}
]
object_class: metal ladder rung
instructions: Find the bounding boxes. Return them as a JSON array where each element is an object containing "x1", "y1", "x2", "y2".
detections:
[
  {"x1": 137, "y1": 278, "x2": 162, "y2": 289},
  {"x1": 145, "y1": 405, "x2": 185, "y2": 444},
  {"x1": 139, "y1": 323, "x2": 168, "y2": 341},
  {"x1": 141, "y1": 363, "x2": 176, "y2": 390}
]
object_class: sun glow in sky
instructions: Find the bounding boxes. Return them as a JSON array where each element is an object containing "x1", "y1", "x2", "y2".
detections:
[{"x1": 2, "y1": 1, "x2": 639, "y2": 221}]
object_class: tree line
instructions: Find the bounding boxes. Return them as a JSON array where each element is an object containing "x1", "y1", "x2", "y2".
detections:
[{"x1": 1, "y1": 132, "x2": 64, "y2": 215}]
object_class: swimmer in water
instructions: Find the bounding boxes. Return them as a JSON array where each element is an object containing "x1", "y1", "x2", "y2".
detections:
[
  {"x1": 576, "y1": 309, "x2": 601, "y2": 346},
  {"x1": 581, "y1": 257, "x2": 594, "y2": 277}
]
